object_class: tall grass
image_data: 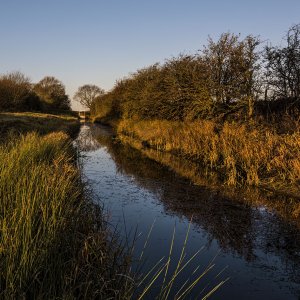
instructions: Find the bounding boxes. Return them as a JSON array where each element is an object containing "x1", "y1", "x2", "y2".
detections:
[
  {"x1": 0, "y1": 115, "x2": 227, "y2": 298},
  {"x1": 118, "y1": 119, "x2": 300, "y2": 191},
  {"x1": 0, "y1": 132, "x2": 133, "y2": 299}
]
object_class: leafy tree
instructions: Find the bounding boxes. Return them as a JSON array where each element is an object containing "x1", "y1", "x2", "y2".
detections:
[
  {"x1": 0, "y1": 72, "x2": 37, "y2": 111},
  {"x1": 34, "y1": 76, "x2": 70, "y2": 110},
  {"x1": 163, "y1": 55, "x2": 211, "y2": 120},
  {"x1": 74, "y1": 84, "x2": 105, "y2": 110}
]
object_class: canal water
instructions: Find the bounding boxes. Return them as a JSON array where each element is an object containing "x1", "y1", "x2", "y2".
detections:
[{"x1": 75, "y1": 124, "x2": 300, "y2": 299}]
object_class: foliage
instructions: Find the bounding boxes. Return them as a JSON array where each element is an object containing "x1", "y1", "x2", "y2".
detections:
[
  {"x1": 91, "y1": 34, "x2": 261, "y2": 121},
  {"x1": 0, "y1": 73, "x2": 72, "y2": 113},
  {"x1": 0, "y1": 72, "x2": 41, "y2": 111},
  {"x1": 34, "y1": 76, "x2": 71, "y2": 110},
  {"x1": 91, "y1": 24, "x2": 300, "y2": 123},
  {"x1": 203, "y1": 33, "x2": 261, "y2": 117}
]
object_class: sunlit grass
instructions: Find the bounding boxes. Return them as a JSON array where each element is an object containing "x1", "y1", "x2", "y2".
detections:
[
  {"x1": 0, "y1": 132, "x2": 133, "y2": 299},
  {"x1": 0, "y1": 113, "x2": 228, "y2": 298},
  {"x1": 0, "y1": 112, "x2": 80, "y2": 141},
  {"x1": 118, "y1": 119, "x2": 300, "y2": 191}
]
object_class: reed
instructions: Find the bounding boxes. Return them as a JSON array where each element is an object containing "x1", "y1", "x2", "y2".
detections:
[
  {"x1": 135, "y1": 223, "x2": 228, "y2": 299},
  {"x1": 0, "y1": 131, "x2": 133, "y2": 299},
  {"x1": 0, "y1": 113, "x2": 225, "y2": 298},
  {"x1": 117, "y1": 119, "x2": 300, "y2": 190}
]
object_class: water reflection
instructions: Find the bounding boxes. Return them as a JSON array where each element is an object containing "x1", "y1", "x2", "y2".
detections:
[{"x1": 76, "y1": 124, "x2": 300, "y2": 299}]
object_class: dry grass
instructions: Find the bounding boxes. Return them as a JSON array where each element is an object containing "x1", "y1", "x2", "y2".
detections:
[{"x1": 118, "y1": 119, "x2": 300, "y2": 190}]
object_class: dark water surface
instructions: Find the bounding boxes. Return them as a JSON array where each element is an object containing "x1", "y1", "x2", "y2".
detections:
[{"x1": 76, "y1": 124, "x2": 300, "y2": 299}]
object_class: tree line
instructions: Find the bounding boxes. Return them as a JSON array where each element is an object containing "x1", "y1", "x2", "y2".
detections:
[
  {"x1": 91, "y1": 24, "x2": 300, "y2": 122},
  {"x1": 0, "y1": 73, "x2": 71, "y2": 112}
]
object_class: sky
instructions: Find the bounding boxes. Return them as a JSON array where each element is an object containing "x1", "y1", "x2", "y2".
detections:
[{"x1": 1, "y1": 0, "x2": 300, "y2": 110}]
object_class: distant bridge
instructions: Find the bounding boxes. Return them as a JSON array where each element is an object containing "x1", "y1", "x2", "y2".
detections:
[{"x1": 78, "y1": 111, "x2": 90, "y2": 119}]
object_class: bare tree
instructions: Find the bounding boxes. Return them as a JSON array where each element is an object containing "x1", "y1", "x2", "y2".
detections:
[
  {"x1": 265, "y1": 24, "x2": 300, "y2": 100},
  {"x1": 74, "y1": 84, "x2": 105, "y2": 110}
]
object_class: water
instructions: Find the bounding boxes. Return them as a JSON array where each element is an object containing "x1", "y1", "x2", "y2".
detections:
[{"x1": 76, "y1": 124, "x2": 300, "y2": 299}]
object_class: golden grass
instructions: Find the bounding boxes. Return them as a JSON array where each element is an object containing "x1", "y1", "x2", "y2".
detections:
[{"x1": 117, "y1": 119, "x2": 300, "y2": 190}]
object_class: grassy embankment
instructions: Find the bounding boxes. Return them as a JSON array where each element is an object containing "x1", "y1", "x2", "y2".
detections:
[
  {"x1": 90, "y1": 28, "x2": 300, "y2": 207},
  {"x1": 91, "y1": 25, "x2": 300, "y2": 206},
  {"x1": 0, "y1": 112, "x2": 79, "y2": 141},
  {"x1": 92, "y1": 109, "x2": 300, "y2": 219},
  {"x1": 92, "y1": 102, "x2": 300, "y2": 202},
  {"x1": 116, "y1": 119, "x2": 300, "y2": 220},
  {"x1": 117, "y1": 119, "x2": 300, "y2": 191},
  {"x1": 0, "y1": 112, "x2": 133, "y2": 299}
]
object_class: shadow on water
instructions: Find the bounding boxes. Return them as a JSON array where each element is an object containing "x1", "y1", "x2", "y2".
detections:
[{"x1": 76, "y1": 124, "x2": 300, "y2": 299}]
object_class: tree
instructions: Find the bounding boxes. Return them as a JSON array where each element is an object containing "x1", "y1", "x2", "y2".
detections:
[
  {"x1": 74, "y1": 84, "x2": 105, "y2": 110},
  {"x1": 202, "y1": 33, "x2": 261, "y2": 117},
  {"x1": 241, "y1": 35, "x2": 262, "y2": 117},
  {"x1": 0, "y1": 71, "x2": 34, "y2": 111},
  {"x1": 265, "y1": 24, "x2": 300, "y2": 100},
  {"x1": 34, "y1": 76, "x2": 70, "y2": 110},
  {"x1": 162, "y1": 55, "x2": 212, "y2": 120}
]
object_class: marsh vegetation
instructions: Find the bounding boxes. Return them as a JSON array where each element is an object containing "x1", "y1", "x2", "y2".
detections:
[
  {"x1": 91, "y1": 24, "x2": 300, "y2": 196},
  {"x1": 77, "y1": 124, "x2": 300, "y2": 299},
  {"x1": 1, "y1": 23, "x2": 300, "y2": 299},
  {"x1": 0, "y1": 114, "x2": 136, "y2": 299}
]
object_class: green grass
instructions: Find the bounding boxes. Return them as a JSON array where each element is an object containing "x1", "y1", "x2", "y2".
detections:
[
  {"x1": 0, "y1": 112, "x2": 80, "y2": 142},
  {"x1": 0, "y1": 131, "x2": 134, "y2": 299},
  {"x1": 0, "y1": 112, "x2": 225, "y2": 298}
]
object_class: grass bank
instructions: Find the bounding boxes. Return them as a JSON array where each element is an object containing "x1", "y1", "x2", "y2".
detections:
[
  {"x1": 0, "y1": 112, "x2": 80, "y2": 142},
  {"x1": 117, "y1": 119, "x2": 300, "y2": 196},
  {"x1": 0, "y1": 113, "x2": 134, "y2": 299}
]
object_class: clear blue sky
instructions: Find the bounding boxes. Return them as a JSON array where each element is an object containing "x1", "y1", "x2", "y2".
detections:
[{"x1": 1, "y1": 0, "x2": 299, "y2": 109}]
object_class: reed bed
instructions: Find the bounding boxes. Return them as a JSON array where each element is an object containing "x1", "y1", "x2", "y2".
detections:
[
  {"x1": 0, "y1": 132, "x2": 133, "y2": 299},
  {"x1": 0, "y1": 113, "x2": 225, "y2": 298},
  {"x1": 118, "y1": 119, "x2": 300, "y2": 189}
]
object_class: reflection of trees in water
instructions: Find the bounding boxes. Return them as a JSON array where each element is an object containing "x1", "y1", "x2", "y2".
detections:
[
  {"x1": 75, "y1": 125, "x2": 102, "y2": 152},
  {"x1": 81, "y1": 124, "x2": 300, "y2": 286}
]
